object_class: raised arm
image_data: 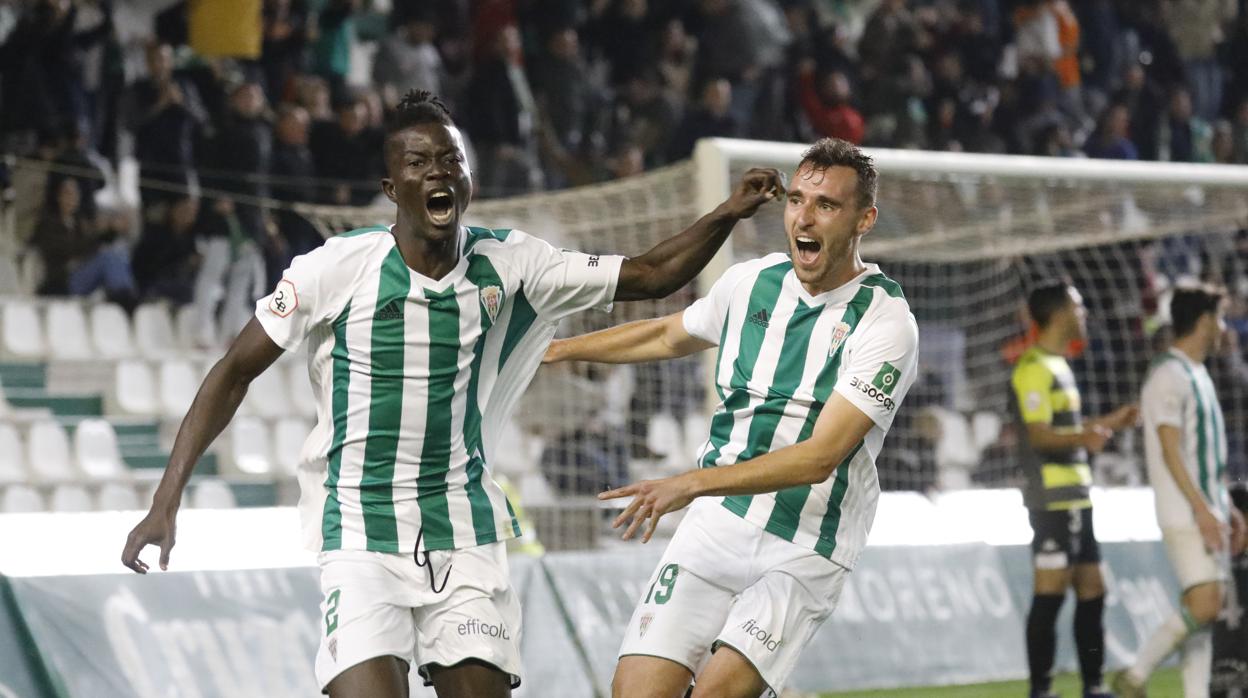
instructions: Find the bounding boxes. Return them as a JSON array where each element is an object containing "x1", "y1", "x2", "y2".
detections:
[
  {"x1": 614, "y1": 168, "x2": 785, "y2": 301},
  {"x1": 545, "y1": 311, "x2": 714, "y2": 364},
  {"x1": 601, "y1": 393, "x2": 876, "y2": 542},
  {"x1": 121, "y1": 319, "x2": 284, "y2": 573}
]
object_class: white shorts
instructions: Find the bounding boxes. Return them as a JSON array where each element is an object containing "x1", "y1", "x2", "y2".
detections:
[
  {"x1": 1162, "y1": 527, "x2": 1230, "y2": 591},
  {"x1": 618, "y1": 499, "x2": 849, "y2": 697},
  {"x1": 314, "y1": 543, "x2": 522, "y2": 692}
]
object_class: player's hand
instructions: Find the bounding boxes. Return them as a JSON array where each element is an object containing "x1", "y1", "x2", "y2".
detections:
[
  {"x1": 1230, "y1": 507, "x2": 1247, "y2": 556},
  {"x1": 1081, "y1": 424, "x2": 1112, "y2": 454},
  {"x1": 723, "y1": 167, "x2": 786, "y2": 220},
  {"x1": 599, "y1": 474, "x2": 698, "y2": 543},
  {"x1": 1103, "y1": 404, "x2": 1139, "y2": 431},
  {"x1": 122, "y1": 505, "x2": 179, "y2": 574},
  {"x1": 1195, "y1": 505, "x2": 1227, "y2": 553}
]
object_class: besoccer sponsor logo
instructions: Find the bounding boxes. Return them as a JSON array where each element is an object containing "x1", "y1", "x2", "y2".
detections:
[
  {"x1": 740, "y1": 618, "x2": 781, "y2": 652},
  {"x1": 748, "y1": 308, "x2": 770, "y2": 328},
  {"x1": 458, "y1": 618, "x2": 511, "y2": 640},
  {"x1": 849, "y1": 376, "x2": 896, "y2": 411}
]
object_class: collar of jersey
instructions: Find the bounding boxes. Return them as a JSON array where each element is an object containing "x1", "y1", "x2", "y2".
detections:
[
  {"x1": 384, "y1": 224, "x2": 471, "y2": 291},
  {"x1": 792, "y1": 262, "x2": 882, "y2": 306}
]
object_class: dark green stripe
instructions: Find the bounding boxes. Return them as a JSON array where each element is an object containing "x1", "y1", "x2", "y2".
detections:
[
  {"x1": 320, "y1": 301, "x2": 352, "y2": 550},
  {"x1": 359, "y1": 249, "x2": 410, "y2": 552},
  {"x1": 464, "y1": 226, "x2": 513, "y2": 254},
  {"x1": 861, "y1": 272, "x2": 905, "y2": 299},
  {"x1": 336, "y1": 225, "x2": 390, "y2": 239},
  {"x1": 463, "y1": 255, "x2": 506, "y2": 544},
  {"x1": 1176, "y1": 359, "x2": 1212, "y2": 502},
  {"x1": 813, "y1": 442, "x2": 863, "y2": 557},
  {"x1": 505, "y1": 497, "x2": 522, "y2": 536},
  {"x1": 418, "y1": 286, "x2": 461, "y2": 549},
  {"x1": 499, "y1": 287, "x2": 537, "y2": 368},
  {"x1": 702, "y1": 261, "x2": 790, "y2": 482}
]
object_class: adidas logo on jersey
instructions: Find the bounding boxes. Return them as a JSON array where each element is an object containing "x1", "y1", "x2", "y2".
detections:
[
  {"x1": 375, "y1": 299, "x2": 404, "y2": 321},
  {"x1": 747, "y1": 308, "x2": 770, "y2": 328}
]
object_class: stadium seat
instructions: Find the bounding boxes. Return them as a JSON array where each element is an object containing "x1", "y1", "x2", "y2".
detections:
[
  {"x1": 45, "y1": 302, "x2": 92, "y2": 360},
  {"x1": 26, "y1": 420, "x2": 77, "y2": 483},
  {"x1": 287, "y1": 361, "x2": 317, "y2": 418},
  {"x1": 133, "y1": 303, "x2": 178, "y2": 359},
  {"x1": 1, "y1": 484, "x2": 44, "y2": 512},
  {"x1": 97, "y1": 482, "x2": 141, "y2": 510},
  {"x1": 191, "y1": 478, "x2": 237, "y2": 509},
  {"x1": 49, "y1": 484, "x2": 94, "y2": 512},
  {"x1": 159, "y1": 359, "x2": 199, "y2": 418},
  {"x1": 0, "y1": 423, "x2": 28, "y2": 484},
  {"x1": 239, "y1": 366, "x2": 289, "y2": 419},
  {"x1": 229, "y1": 417, "x2": 274, "y2": 476},
  {"x1": 273, "y1": 418, "x2": 311, "y2": 476},
  {"x1": 1, "y1": 300, "x2": 47, "y2": 358},
  {"x1": 90, "y1": 303, "x2": 136, "y2": 359},
  {"x1": 73, "y1": 418, "x2": 127, "y2": 481},
  {"x1": 175, "y1": 304, "x2": 218, "y2": 351},
  {"x1": 113, "y1": 360, "x2": 159, "y2": 416}
]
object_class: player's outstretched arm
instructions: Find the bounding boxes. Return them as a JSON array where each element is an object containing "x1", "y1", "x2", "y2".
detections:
[
  {"x1": 601, "y1": 393, "x2": 875, "y2": 542},
  {"x1": 544, "y1": 311, "x2": 714, "y2": 364},
  {"x1": 613, "y1": 167, "x2": 785, "y2": 301},
  {"x1": 121, "y1": 318, "x2": 284, "y2": 574}
]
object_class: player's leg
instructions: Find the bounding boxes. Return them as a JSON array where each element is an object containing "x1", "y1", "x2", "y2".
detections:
[
  {"x1": 612, "y1": 656, "x2": 695, "y2": 698},
  {"x1": 1070, "y1": 508, "x2": 1110, "y2": 697},
  {"x1": 426, "y1": 658, "x2": 512, "y2": 698},
  {"x1": 689, "y1": 645, "x2": 767, "y2": 698},
  {"x1": 326, "y1": 656, "x2": 409, "y2": 698},
  {"x1": 1027, "y1": 510, "x2": 1075, "y2": 697},
  {"x1": 1177, "y1": 582, "x2": 1222, "y2": 698}
]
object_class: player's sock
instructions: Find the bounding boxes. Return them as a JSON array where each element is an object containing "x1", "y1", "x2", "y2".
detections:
[
  {"x1": 1027, "y1": 594, "x2": 1065, "y2": 693},
  {"x1": 1127, "y1": 610, "x2": 1190, "y2": 683},
  {"x1": 1180, "y1": 628, "x2": 1212, "y2": 698},
  {"x1": 1074, "y1": 595, "x2": 1106, "y2": 689}
]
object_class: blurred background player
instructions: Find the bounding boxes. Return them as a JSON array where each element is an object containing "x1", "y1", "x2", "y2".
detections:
[
  {"x1": 120, "y1": 90, "x2": 786, "y2": 698},
  {"x1": 1114, "y1": 285, "x2": 1248, "y2": 698},
  {"x1": 545, "y1": 138, "x2": 919, "y2": 698},
  {"x1": 1012, "y1": 280, "x2": 1138, "y2": 698}
]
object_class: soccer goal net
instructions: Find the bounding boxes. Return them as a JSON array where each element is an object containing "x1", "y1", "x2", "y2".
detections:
[{"x1": 294, "y1": 139, "x2": 1248, "y2": 543}]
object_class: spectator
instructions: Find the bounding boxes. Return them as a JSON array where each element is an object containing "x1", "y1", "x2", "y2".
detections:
[
  {"x1": 51, "y1": 121, "x2": 109, "y2": 222},
  {"x1": 1158, "y1": 86, "x2": 1213, "y2": 162},
  {"x1": 372, "y1": 9, "x2": 443, "y2": 98},
  {"x1": 1084, "y1": 103, "x2": 1139, "y2": 159},
  {"x1": 1212, "y1": 119, "x2": 1236, "y2": 164},
  {"x1": 261, "y1": 0, "x2": 310, "y2": 103},
  {"x1": 269, "y1": 104, "x2": 321, "y2": 275},
  {"x1": 668, "y1": 77, "x2": 739, "y2": 161},
  {"x1": 587, "y1": 0, "x2": 656, "y2": 87},
  {"x1": 797, "y1": 62, "x2": 865, "y2": 144},
  {"x1": 1035, "y1": 122, "x2": 1078, "y2": 157},
  {"x1": 656, "y1": 17, "x2": 695, "y2": 104},
  {"x1": 607, "y1": 70, "x2": 681, "y2": 169},
  {"x1": 465, "y1": 24, "x2": 542, "y2": 196},
  {"x1": 1162, "y1": 0, "x2": 1236, "y2": 121},
  {"x1": 1112, "y1": 63, "x2": 1165, "y2": 161},
  {"x1": 131, "y1": 195, "x2": 200, "y2": 304},
  {"x1": 124, "y1": 42, "x2": 205, "y2": 208},
  {"x1": 858, "y1": 0, "x2": 922, "y2": 113},
  {"x1": 310, "y1": 0, "x2": 358, "y2": 98},
  {"x1": 531, "y1": 24, "x2": 603, "y2": 183},
  {"x1": 31, "y1": 176, "x2": 135, "y2": 302},
  {"x1": 687, "y1": 0, "x2": 790, "y2": 131},
  {"x1": 310, "y1": 92, "x2": 381, "y2": 205},
  {"x1": 204, "y1": 81, "x2": 272, "y2": 238},
  {"x1": 1233, "y1": 98, "x2": 1248, "y2": 164}
]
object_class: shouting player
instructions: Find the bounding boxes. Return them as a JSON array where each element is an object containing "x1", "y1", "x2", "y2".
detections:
[
  {"x1": 1011, "y1": 280, "x2": 1138, "y2": 698},
  {"x1": 1114, "y1": 285, "x2": 1247, "y2": 698},
  {"x1": 544, "y1": 138, "x2": 917, "y2": 698},
  {"x1": 120, "y1": 91, "x2": 784, "y2": 698}
]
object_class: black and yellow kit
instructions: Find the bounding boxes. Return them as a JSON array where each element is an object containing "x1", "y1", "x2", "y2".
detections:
[{"x1": 1011, "y1": 345, "x2": 1094, "y2": 512}]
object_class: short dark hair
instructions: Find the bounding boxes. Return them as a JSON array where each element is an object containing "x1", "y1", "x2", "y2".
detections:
[
  {"x1": 798, "y1": 138, "x2": 878, "y2": 210},
  {"x1": 1170, "y1": 284, "x2": 1225, "y2": 339},
  {"x1": 385, "y1": 90, "x2": 454, "y2": 136},
  {"x1": 1027, "y1": 280, "x2": 1073, "y2": 329}
]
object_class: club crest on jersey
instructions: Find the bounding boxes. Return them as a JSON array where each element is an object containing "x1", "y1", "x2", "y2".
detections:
[
  {"x1": 828, "y1": 321, "x2": 851, "y2": 356},
  {"x1": 480, "y1": 285, "x2": 503, "y2": 323},
  {"x1": 639, "y1": 613, "x2": 654, "y2": 638}
]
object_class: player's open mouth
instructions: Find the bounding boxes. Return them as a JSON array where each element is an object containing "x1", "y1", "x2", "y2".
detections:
[
  {"x1": 795, "y1": 235, "x2": 821, "y2": 266},
  {"x1": 426, "y1": 190, "x2": 455, "y2": 226}
]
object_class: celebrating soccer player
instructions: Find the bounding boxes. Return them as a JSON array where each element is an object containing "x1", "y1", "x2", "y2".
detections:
[
  {"x1": 1113, "y1": 285, "x2": 1248, "y2": 698},
  {"x1": 544, "y1": 138, "x2": 918, "y2": 698},
  {"x1": 119, "y1": 90, "x2": 785, "y2": 698},
  {"x1": 1011, "y1": 280, "x2": 1138, "y2": 698}
]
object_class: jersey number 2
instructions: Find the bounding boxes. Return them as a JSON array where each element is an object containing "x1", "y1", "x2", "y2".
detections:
[{"x1": 645, "y1": 564, "x2": 679, "y2": 605}]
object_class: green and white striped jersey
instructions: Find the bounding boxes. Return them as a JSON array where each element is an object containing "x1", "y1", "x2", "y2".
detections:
[
  {"x1": 683, "y1": 254, "x2": 919, "y2": 569},
  {"x1": 1141, "y1": 348, "x2": 1229, "y2": 527},
  {"x1": 255, "y1": 225, "x2": 622, "y2": 554}
]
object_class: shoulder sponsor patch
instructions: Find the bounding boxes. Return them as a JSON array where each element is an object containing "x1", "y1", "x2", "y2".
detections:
[
  {"x1": 268, "y1": 279, "x2": 298, "y2": 318},
  {"x1": 871, "y1": 361, "x2": 902, "y2": 395}
]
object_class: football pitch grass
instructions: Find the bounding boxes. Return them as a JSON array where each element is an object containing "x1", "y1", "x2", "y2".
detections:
[{"x1": 821, "y1": 667, "x2": 1182, "y2": 697}]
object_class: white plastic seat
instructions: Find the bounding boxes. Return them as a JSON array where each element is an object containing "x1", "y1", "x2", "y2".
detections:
[
  {"x1": 176, "y1": 304, "x2": 219, "y2": 351},
  {"x1": 1, "y1": 300, "x2": 46, "y2": 358},
  {"x1": 1, "y1": 484, "x2": 44, "y2": 512},
  {"x1": 74, "y1": 418, "x2": 127, "y2": 480},
  {"x1": 241, "y1": 366, "x2": 288, "y2": 418},
  {"x1": 26, "y1": 420, "x2": 77, "y2": 482},
  {"x1": 645, "y1": 412, "x2": 682, "y2": 457},
  {"x1": 191, "y1": 478, "x2": 237, "y2": 509},
  {"x1": 45, "y1": 301, "x2": 92, "y2": 360},
  {"x1": 229, "y1": 417, "x2": 274, "y2": 476},
  {"x1": 114, "y1": 360, "x2": 159, "y2": 416},
  {"x1": 159, "y1": 359, "x2": 200, "y2": 418},
  {"x1": 133, "y1": 303, "x2": 178, "y2": 359},
  {"x1": 287, "y1": 362, "x2": 317, "y2": 418},
  {"x1": 0, "y1": 423, "x2": 28, "y2": 483},
  {"x1": 273, "y1": 418, "x2": 310, "y2": 476},
  {"x1": 90, "y1": 303, "x2": 136, "y2": 358},
  {"x1": 50, "y1": 484, "x2": 94, "y2": 512},
  {"x1": 97, "y1": 482, "x2": 141, "y2": 510}
]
